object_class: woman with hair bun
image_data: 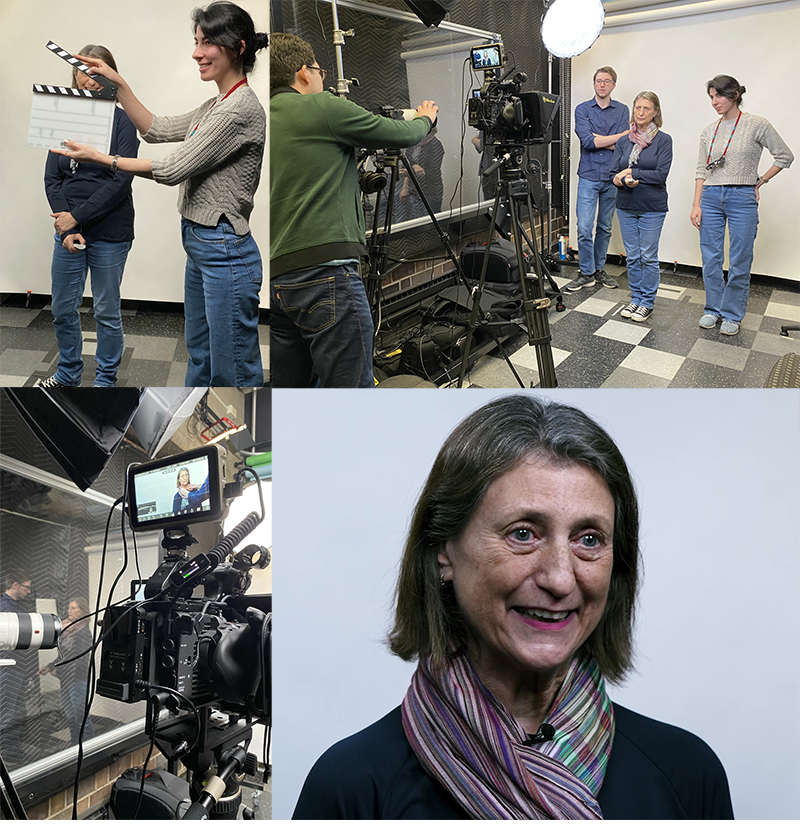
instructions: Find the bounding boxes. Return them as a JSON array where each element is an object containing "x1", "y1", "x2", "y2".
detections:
[
  {"x1": 690, "y1": 74, "x2": 793, "y2": 336},
  {"x1": 53, "y1": 2, "x2": 269, "y2": 385}
]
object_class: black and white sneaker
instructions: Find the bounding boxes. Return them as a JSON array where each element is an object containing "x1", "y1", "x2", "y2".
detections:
[
  {"x1": 620, "y1": 302, "x2": 638, "y2": 318},
  {"x1": 38, "y1": 376, "x2": 69, "y2": 388},
  {"x1": 631, "y1": 306, "x2": 653, "y2": 322}
]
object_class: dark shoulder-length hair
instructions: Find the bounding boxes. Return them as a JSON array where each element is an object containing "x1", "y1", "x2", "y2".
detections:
[{"x1": 388, "y1": 395, "x2": 641, "y2": 684}]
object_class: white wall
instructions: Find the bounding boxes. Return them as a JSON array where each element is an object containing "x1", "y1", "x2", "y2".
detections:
[
  {"x1": 0, "y1": 0, "x2": 269, "y2": 304},
  {"x1": 569, "y1": 1, "x2": 800, "y2": 282},
  {"x1": 272, "y1": 388, "x2": 800, "y2": 820}
]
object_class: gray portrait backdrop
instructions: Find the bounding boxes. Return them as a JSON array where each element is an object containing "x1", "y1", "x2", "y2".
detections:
[{"x1": 273, "y1": 388, "x2": 800, "y2": 820}]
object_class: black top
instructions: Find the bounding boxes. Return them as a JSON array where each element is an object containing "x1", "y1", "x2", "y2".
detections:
[
  {"x1": 44, "y1": 105, "x2": 138, "y2": 244},
  {"x1": 608, "y1": 131, "x2": 673, "y2": 214},
  {"x1": 293, "y1": 703, "x2": 734, "y2": 820}
]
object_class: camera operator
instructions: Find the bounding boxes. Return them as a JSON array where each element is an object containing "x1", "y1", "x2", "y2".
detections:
[
  {"x1": 0, "y1": 569, "x2": 34, "y2": 765},
  {"x1": 269, "y1": 33, "x2": 439, "y2": 388}
]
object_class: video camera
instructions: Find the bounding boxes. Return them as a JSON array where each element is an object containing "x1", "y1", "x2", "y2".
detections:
[
  {"x1": 96, "y1": 444, "x2": 271, "y2": 738},
  {"x1": 467, "y1": 41, "x2": 561, "y2": 144}
]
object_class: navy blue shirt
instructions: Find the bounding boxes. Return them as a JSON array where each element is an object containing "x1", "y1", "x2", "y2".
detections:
[
  {"x1": 575, "y1": 98, "x2": 630, "y2": 181},
  {"x1": 293, "y1": 703, "x2": 734, "y2": 820},
  {"x1": 609, "y1": 131, "x2": 673, "y2": 214},
  {"x1": 44, "y1": 106, "x2": 138, "y2": 244}
]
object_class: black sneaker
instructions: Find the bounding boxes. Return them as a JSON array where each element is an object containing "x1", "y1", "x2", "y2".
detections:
[
  {"x1": 595, "y1": 269, "x2": 618, "y2": 289},
  {"x1": 631, "y1": 306, "x2": 653, "y2": 322},
  {"x1": 38, "y1": 375, "x2": 69, "y2": 388},
  {"x1": 563, "y1": 271, "x2": 596, "y2": 294},
  {"x1": 620, "y1": 301, "x2": 638, "y2": 319}
]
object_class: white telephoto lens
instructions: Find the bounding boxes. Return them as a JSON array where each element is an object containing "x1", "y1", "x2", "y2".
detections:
[{"x1": 0, "y1": 613, "x2": 62, "y2": 651}]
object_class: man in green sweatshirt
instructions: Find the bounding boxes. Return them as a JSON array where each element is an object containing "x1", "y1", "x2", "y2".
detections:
[{"x1": 270, "y1": 33, "x2": 439, "y2": 387}]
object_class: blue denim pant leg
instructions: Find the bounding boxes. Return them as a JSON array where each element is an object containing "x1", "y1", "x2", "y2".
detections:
[
  {"x1": 182, "y1": 219, "x2": 263, "y2": 387},
  {"x1": 700, "y1": 186, "x2": 759, "y2": 323},
  {"x1": 270, "y1": 262, "x2": 375, "y2": 388},
  {"x1": 576, "y1": 178, "x2": 617, "y2": 275},
  {"x1": 62, "y1": 680, "x2": 94, "y2": 745},
  {"x1": 50, "y1": 236, "x2": 130, "y2": 386},
  {"x1": 617, "y1": 209, "x2": 666, "y2": 308}
]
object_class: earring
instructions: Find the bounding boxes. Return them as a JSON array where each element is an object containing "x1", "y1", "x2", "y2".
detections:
[{"x1": 440, "y1": 572, "x2": 447, "y2": 587}]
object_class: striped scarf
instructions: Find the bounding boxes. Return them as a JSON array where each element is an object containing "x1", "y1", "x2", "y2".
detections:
[
  {"x1": 628, "y1": 122, "x2": 658, "y2": 167},
  {"x1": 401, "y1": 652, "x2": 614, "y2": 819}
]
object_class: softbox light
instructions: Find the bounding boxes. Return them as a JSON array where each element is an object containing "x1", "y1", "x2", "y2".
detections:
[
  {"x1": 130, "y1": 387, "x2": 207, "y2": 458},
  {"x1": 2, "y1": 388, "x2": 143, "y2": 491},
  {"x1": 403, "y1": 0, "x2": 458, "y2": 28},
  {"x1": 542, "y1": 0, "x2": 605, "y2": 59}
]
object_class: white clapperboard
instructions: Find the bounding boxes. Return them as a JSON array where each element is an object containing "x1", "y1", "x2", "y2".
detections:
[{"x1": 28, "y1": 41, "x2": 118, "y2": 153}]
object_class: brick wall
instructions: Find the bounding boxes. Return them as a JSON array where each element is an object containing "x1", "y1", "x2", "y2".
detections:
[
  {"x1": 380, "y1": 211, "x2": 566, "y2": 299},
  {"x1": 23, "y1": 747, "x2": 173, "y2": 820}
]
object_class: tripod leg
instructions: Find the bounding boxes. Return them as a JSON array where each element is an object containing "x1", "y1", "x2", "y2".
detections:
[
  {"x1": 0, "y1": 750, "x2": 27, "y2": 819},
  {"x1": 508, "y1": 192, "x2": 558, "y2": 388}
]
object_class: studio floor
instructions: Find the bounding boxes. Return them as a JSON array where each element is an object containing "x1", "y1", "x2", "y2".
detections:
[
  {"x1": 0, "y1": 298, "x2": 270, "y2": 387},
  {"x1": 458, "y1": 263, "x2": 800, "y2": 388}
]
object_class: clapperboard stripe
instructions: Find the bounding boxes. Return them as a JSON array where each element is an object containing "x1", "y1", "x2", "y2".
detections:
[
  {"x1": 33, "y1": 40, "x2": 111, "y2": 99},
  {"x1": 32, "y1": 83, "x2": 97, "y2": 97}
]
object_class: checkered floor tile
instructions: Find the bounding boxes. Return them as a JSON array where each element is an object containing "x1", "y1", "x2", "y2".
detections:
[
  {"x1": 459, "y1": 264, "x2": 799, "y2": 388},
  {"x1": 0, "y1": 298, "x2": 270, "y2": 387}
]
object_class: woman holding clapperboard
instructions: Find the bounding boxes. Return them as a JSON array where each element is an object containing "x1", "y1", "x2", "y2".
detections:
[
  {"x1": 54, "y1": 1, "x2": 268, "y2": 387},
  {"x1": 42, "y1": 45, "x2": 138, "y2": 389}
]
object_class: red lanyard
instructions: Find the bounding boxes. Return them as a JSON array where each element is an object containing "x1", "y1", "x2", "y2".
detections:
[
  {"x1": 190, "y1": 78, "x2": 248, "y2": 138},
  {"x1": 706, "y1": 111, "x2": 742, "y2": 167}
]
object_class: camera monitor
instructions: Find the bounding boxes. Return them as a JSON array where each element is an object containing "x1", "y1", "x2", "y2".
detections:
[
  {"x1": 127, "y1": 445, "x2": 225, "y2": 532},
  {"x1": 471, "y1": 43, "x2": 504, "y2": 71}
]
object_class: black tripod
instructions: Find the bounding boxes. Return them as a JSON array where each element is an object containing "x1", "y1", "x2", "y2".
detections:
[
  {"x1": 456, "y1": 145, "x2": 561, "y2": 389},
  {"x1": 364, "y1": 148, "x2": 526, "y2": 386},
  {"x1": 0, "y1": 747, "x2": 26, "y2": 819}
]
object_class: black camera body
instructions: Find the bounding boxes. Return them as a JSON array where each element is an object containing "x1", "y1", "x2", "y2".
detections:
[
  {"x1": 467, "y1": 42, "x2": 561, "y2": 146},
  {"x1": 469, "y1": 79, "x2": 560, "y2": 145},
  {"x1": 97, "y1": 593, "x2": 270, "y2": 714},
  {"x1": 97, "y1": 444, "x2": 271, "y2": 721}
]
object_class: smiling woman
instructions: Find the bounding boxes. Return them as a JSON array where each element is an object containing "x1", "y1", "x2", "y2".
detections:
[
  {"x1": 291, "y1": 395, "x2": 734, "y2": 820},
  {"x1": 50, "y1": 1, "x2": 269, "y2": 387}
]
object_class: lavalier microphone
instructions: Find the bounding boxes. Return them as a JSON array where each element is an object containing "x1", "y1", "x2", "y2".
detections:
[{"x1": 524, "y1": 723, "x2": 555, "y2": 745}]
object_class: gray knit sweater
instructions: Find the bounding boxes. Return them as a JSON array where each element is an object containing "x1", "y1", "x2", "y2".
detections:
[
  {"x1": 142, "y1": 85, "x2": 265, "y2": 235},
  {"x1": 695, "y1": 112, "x2": 793, "y2": 186}
]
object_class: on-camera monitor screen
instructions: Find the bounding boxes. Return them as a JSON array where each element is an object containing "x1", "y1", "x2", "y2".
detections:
[
  {"x1": 128, "y1": 447, "x2": 223, "y2": 531},
  {"x1": 471, "y1": 44, "x2": 502, "y2": 70}
]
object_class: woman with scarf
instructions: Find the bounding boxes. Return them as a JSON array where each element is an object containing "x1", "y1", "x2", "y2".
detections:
[
  {"x1": 690, "y1": 75, "x2": 793, "y2": 336},
  {"x1": 292, "y1": 396, "x2": 733, "y2": 819},
  {"x1": 52, "y1": 2, "x2": 268, "y2": 386},
  {"x1": 609, "y1": 92, "x2": 672, "y2": 323}
]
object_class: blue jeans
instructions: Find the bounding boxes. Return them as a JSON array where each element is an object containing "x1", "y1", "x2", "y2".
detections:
[
  {"x1": 181, "y1": 218, "x2": 263, "y2": 386},
  {"x1": 50, "y1": 236, "x2": 131, "y2": 386},
  {"x1": 270, "y1": 262, "x2": 375, "y2": 388},
  {"x1": 617, "y1": 209, "x2": 667, "y2": 308},
  {"x1": 62, "y1": 680, "x2": 95, "y2": 745},
  {"x1": 700, "y1": 185, "x2": 759, "y2": 323},
  {"x1": 576, "y1": 177, "x2": 617, "y2": 275}
]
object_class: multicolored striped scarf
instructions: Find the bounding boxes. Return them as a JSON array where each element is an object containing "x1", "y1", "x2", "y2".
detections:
[
  {"x1": 401, "y1": 652, "x2": 615, "y2": 819},
  {"x1": 628, "y1": 122, "x2": 659, "y2": 167}
]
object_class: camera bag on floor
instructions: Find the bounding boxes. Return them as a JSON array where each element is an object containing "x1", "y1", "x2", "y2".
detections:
[
  {"x1": 399, "y1": 284, "x2": 522, "y2": 380},
  {"x1": 460, "y1": 238, "x2": 530, "y2": 286},
  {"x1": 109, "y1": 767, "x2": 192, "y2": 819}
]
